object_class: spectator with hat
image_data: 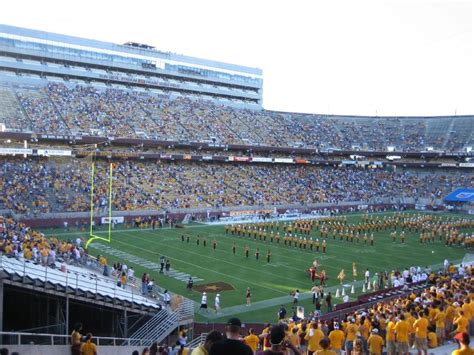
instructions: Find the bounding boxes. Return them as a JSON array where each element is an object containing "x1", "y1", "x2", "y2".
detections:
[{"x1": 367, "y1": 328, "x2": 384, "y2": 355}]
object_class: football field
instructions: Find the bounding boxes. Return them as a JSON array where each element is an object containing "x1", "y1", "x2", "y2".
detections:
[{"x1": 46, "y1": 211, "x2": 473, "y2": 323}]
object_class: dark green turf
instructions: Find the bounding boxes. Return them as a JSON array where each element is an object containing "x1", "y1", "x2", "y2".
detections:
[{"x1": 46, "y1": 211, "x2": 473, "y2": 322}]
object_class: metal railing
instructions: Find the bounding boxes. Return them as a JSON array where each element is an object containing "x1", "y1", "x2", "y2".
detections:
[
  {"x1": 0, "y1": 254, "x2": 158, "y2": 309},
  {"x1": 0, "y1": 331, "x2": 148, "y2": 346},
  {"x1": 186, "y1": 332, "x2": 207, "y2": 350},
  {"x1": 127, "y1": 306, "x2": 179, "y2": 346}
]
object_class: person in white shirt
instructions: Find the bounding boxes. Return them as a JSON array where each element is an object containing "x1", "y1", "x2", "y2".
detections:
[
  {"x1": 127, "y1": 267, "x2": 135, "y2": 281},
  {"x1": 200, "y1": 292, "x2": 208, "y2": 312},
  {"x1": 48, "y1": 249, "x2": 56, "y2": 266},
  {"x1": 443, "y1": 259, "x2": 449, "y2": 272},
  {"x1": 163, "y1": 290, "x2": 171, "y2": 306},
  {"x1": 343, "y1": 294, "x2": 350, "y2": 303},
  {"x1": 364, "y1": 269, "x2": 370, "y2": 286},
  {"x1": 293, "y1": 290, "x2": 300, "y2": 305}
]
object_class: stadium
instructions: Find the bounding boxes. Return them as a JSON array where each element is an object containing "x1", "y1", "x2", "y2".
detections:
[{"x1": 0, "y1": 19, "x2": 473, "y2": 355}]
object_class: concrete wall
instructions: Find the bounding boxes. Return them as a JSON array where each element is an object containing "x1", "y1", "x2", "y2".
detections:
[{"x1": 2, "y1": 344, "x2": 146, "y2": 355}]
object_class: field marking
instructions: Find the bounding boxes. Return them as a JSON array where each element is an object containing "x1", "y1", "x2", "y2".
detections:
[
  {"x1": 113, "y1": 232, "x2": 313, "y2": 289},
  {"x1": 164, "y1": 229, "x2": 426, "y2": 272},
  {"x1": 90, "y1": 242, "x2": 204, "y2": 282},
  {"x1": 101, "y1": 238, "x2": 291, "y2": 295}
]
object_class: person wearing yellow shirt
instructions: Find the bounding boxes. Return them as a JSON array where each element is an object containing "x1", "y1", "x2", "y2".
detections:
[
  {"x1": 305, "y1": 322, "x2": 325, "y2": 354},
  {"x1": 446, "y1": 304, "x2": 457, "y2": 334},
  {"x1": 315, "y1": 338, "x2": 336, "y2": 355},
  {"x1": 328, "y1": 323, "x2": 344, "y2": 354},
  {"x1": 71, "y1": 322, "x2": 83, "y2": 355},
  {"x1": 452, "y1": 332, "x2": 474, "y2": 355},
  {"x1": 427, "y1": 327, "x2": 438, "y2": 349},
  {"x1": 395, "y1": 314, "x2": 410, "y2": 355},
  {"x1": 413, "y1": 311, "x2": 429, "y2": 355},
  {"x1": 345, "y1": 318, "x2": 358, "y2": 354},
  {"x1": 360, "y1": 316, "x2": 371, "y2": 340},
  {"x1": 243, "y1": 328, "x2": 260, "y2": 354},
  {"x1": 260, "y1": 323, "x2": 271, "y2": 351},
  {"x1": 462, "y1": 299, "x2": 472, "y2": 322},
  {"x1": 287, "y1": 327, "x2": 300, "y2": 355},
  {"x1": 367, "y1": 328, "x2": 384, "y2": 355},
  {"x1": 191, "y1": 331, "x2": 224, "y2": 355},
  {"x1": 80, "y1": 333, "x2": 97, "y2": 355},
  {"x1": 434, "y1": 306, "x2": 446, "y2": 345},
  {"x1": 454, "y1": 311, "x2": 469, "y2": 335}
]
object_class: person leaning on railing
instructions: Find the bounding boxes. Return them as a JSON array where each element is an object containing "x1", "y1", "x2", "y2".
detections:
[
  {"x1": 70, "y1": 322, "x2": 83, "y2": 355},
  {"x1": 80, "y1": 333, "x2": 97, "y2": 355}
]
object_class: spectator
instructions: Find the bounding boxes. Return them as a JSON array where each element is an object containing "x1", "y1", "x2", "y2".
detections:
[
  {"x1": 191, "y1": 330, "x2": 224, "y2": 355},
  {"x1": 71, "y1": 322, "x2": 83, "y2": 355},
  {"x1": 315, "y1": 337, "x2": 335, "y2": 355},
  {"x1": 452, "y1": 332, "x2": 472, "y2": 355},
  {"x1": 209, "y1": 317, "x2": 253, "y2": 355},
  {"x1": 80, "y1": 333, "x2": 97, "y2": 355}
]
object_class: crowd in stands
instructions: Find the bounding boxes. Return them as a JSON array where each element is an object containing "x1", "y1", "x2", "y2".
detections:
[
  {"x1": 0, "y1": 215, "x2": 86, "y2": 267},
  {"x1": 1, "y1": 83, "x2": 472, "y2": 151},
  {"x1": 0, "y1": 157, "x2": 472, "y2": 214},
  {"x1": 185, "y1": 264, "x2": 473, "y2": 355},
  {"x1": 120, "y1": 261, "x2": 473, "y2": 354}
]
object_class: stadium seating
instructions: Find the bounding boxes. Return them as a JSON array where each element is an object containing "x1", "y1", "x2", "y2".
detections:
[
  {"x1": 0, "y1": 157, "x2": 471, "y2": 214},
  {"x1": 0, "y1": 255, "x2": 160, "y2": 311},
  {"x1": 0, "y1": 83, "x2": 472, "y2": 151}
]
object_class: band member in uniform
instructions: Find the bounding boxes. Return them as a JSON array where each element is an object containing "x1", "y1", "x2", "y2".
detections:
[
  {"x1": 322, "y1": 239, "x2": 327, "y2": 253},
  {"x1": 245, "y1": 245, "x2": 249, "y2": 258},
  {"x1": 212, "y1": 239, "x2": 217, "y2": 250},
  {"x1": 309, "y1": 265, "x2": 317, "y2": 282},
  {"x1": 232, "y1": 242, "x2": 236, "y2": 255},
  {"x1": 337, "y1": 269, "x2": 345, "y2": 284},
  {"x1": 255, "y1": 248, "x2": 260, "y2": 261},
  {"x1": 266, "y1": 249, "x2": 271, "y2": 263},
  {"x1": 320, "y1": 269, "x2": 327, "y2": 286},
  {"x1": 246, "y1": 287, "x2": 252, "y2": 306},
  {"x1": 352, "y1": 262, "x2": 357, "y2": 281}
]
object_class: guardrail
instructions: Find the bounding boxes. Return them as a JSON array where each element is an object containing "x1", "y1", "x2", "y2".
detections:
[
  {"x1": 0, "y1": 331, "x2": 148, "y2": 346},
  {"x1": 186, "y1": 332, "x2": 207, "y2": 349},
  {"x1": 0, "y1": 254, "x2": 158, "y2": 309}
]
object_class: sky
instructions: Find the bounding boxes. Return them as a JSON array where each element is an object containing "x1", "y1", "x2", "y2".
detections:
[{"x1": 0, "y1": 0, "x2": 472, "y2": 116}]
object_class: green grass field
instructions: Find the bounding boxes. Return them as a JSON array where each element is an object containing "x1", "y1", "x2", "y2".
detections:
[{"x1": 46, "y1": 211, "x2": 473, "y2": 323}]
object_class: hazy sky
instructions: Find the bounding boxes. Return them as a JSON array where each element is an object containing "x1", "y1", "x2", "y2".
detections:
[{"x1": 1, "y1": 0, "x2": 472, "y2": 116}]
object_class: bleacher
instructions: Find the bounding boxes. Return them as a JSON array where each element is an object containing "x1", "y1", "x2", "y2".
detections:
[
  {"x1": 0, "y1": 254, "x2": 160, "y2": 313},
  {"x1": 0, "y1": 82, "x2": 472, "y2": 151}
]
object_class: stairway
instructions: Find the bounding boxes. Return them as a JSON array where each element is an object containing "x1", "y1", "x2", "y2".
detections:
[{"x1": 127, "y1": 307, "x2": 179, "y2": 346}]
